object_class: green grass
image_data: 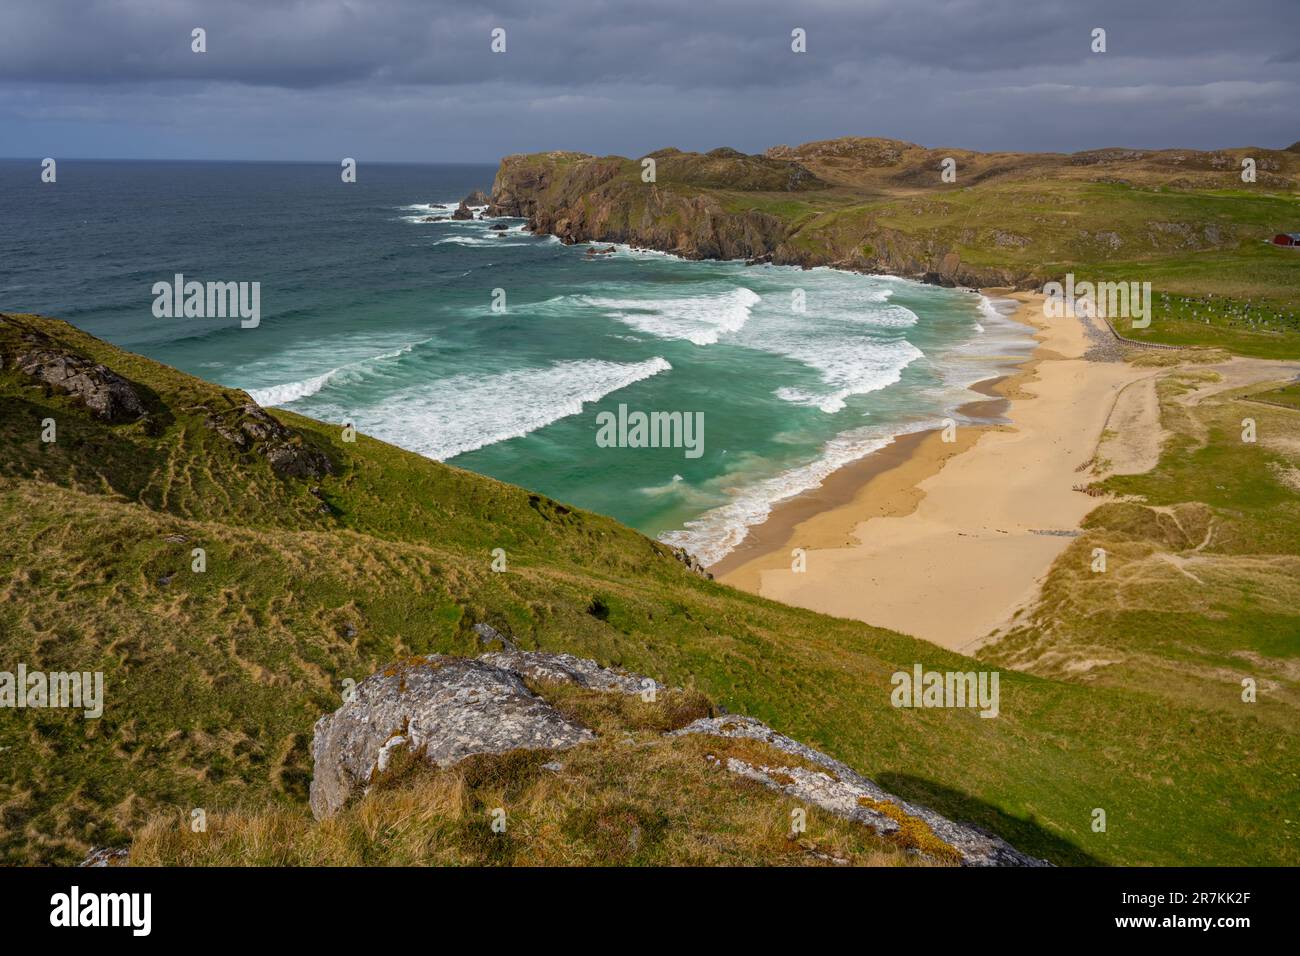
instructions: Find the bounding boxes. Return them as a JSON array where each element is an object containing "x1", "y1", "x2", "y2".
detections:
[
  {"x1": 847, "y1": 181, "x2": 1300, "y2": 355},
  {"x1": 714, "y1": 191, "x2": 840, "y2": 225},
  {"x1": 1246, "y1": 382, "x2": 1300, "y2": 410},
  {"x1": 778, "y1": 183, "x2": 1300, "y2": 358},
  {"x1": 1, "y1": 312, "x2": 1298, "y2": 866}
]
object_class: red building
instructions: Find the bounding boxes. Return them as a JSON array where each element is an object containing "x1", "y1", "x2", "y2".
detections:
[{"x1": 1272, "y1": 233, "x2": 1300, "y2": 247}]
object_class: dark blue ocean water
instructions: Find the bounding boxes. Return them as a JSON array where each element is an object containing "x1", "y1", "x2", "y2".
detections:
[{"x1": 0, "y1": 159, "x2": 1031, "y2": 561}]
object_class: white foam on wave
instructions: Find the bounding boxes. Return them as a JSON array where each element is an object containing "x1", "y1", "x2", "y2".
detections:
[
  {"x1": 247, "y1": 368, "x2": 343, "y2": 406},
  {"x1": 660, "y1": 417, "x2": 947, "y2": 566},
  {"x1": 398, "y1": 202, "x2": 455, "y2": 224},
  {"x1": 637, "y1": 473, "x2": 717, "y2": 507},
  {"x1": 926, "y1": 294, "x2": 1035, "y2": 394},
  {"x1": 888, "y1": 293, "x2": 1037, "y2": 428},
  {"x1": 769, "y1": 336, "x2": 924, "y2": 413},
  {"x1": 435, "y1": 235, "x2": 531, "y2": 247},
  {"x1": 594, "y1": 242, "x2": 680, "y2": 260},
  {"x1": 973, "y1": 293, "x2": 1011, "y2": 333},
  {"x1": 583, "y1": 288, "x2": 761, "y2": 346},
  {"x1": 318, "y1": 356, "x2": 673, "y2": 462},
  {"x1": 399, "y1": 201, "x2": 496, "y2": 225},
  {"x1": 799, "y1": 269, "x2": 896, "y2": 305},
  {"x1": 709, "y1": 276, "x2": 924, "y2": 413},
  {"x1": 842, "y1": 302, "x2": 913, "y2": 327},
  {"x1": 244, "y1": 342, "x2": 425, "y2": 407}
]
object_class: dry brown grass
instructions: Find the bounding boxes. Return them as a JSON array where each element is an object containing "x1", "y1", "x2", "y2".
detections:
[
  {"x1": 1126, "y1": 348, "x2": 1231, "y2": 368},
  {"x1": 127, "y1": 689, "x2": 942, "y2": 867}
]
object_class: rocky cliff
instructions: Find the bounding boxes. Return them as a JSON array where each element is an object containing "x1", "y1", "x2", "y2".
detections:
[{"x1": 488, "y1": 150, "x2": 796, "y2": 262}]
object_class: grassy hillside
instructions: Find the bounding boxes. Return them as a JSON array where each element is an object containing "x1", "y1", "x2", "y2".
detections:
[
  {"x1": 491, "y1": 138, "x2": 1300, "y2": 356},
  {"x1": 1, "y1": 312, "x2": 1297, "y2": 866}
]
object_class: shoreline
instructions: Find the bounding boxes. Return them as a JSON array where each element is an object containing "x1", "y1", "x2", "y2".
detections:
[
  {"x1": 707, "y1": 415, "x2": 993, "y2": 581},
  {"x1": 709, "y1": 295, "x2": 1033, "y2": 582},
  {"x1": 713, "y1": 289, "x2": 1153, "y2": 653}
]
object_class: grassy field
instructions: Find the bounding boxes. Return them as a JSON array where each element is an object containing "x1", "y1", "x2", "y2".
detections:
[
  {"x1": 1248, "y1": 382, "x2": 1300, "y2": 410},
  {"x1": 2, "y1": 311, "x2": 1298, "y2": 866}
]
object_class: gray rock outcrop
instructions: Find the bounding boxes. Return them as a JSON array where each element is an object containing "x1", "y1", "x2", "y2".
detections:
[
  {"x1": 669, "y1": 546, "x2": 714, "y2": 580},
  {"x1": 79, "y1": 846, "x2": 130, "y2": 867},
  {"x1": 203, "y1": 402, "x2": 333, "y2": 480},
  {"x1": 472, "y1": 622, "x2": 517, "y2": 651},
  {"x1": 480, "y1": 649, "x2": 658, "y2": 696},
  {"x1": 308, "y1": 647, "x2": 1045, "y2": 865},
  {"x1": 13, "y1": 347, "x2": 146, "y2": 422},
  {"x1": 310, "y1": 651, "x2": 656, "y2": 819},
  {"x1": 672, "y1": 715, "x2": 1047, "y2": 867}
]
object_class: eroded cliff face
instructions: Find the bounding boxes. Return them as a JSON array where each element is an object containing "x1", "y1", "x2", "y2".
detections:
[
  {"x1": 487, "y1": 148, "x2": 1032, "y2": 287},
  {"x1": 489, "y1": 151, "x2": 792, "y2": 262},
  {"x1": 774, "y1": 223, "x2": 1032, "y2": 289}
]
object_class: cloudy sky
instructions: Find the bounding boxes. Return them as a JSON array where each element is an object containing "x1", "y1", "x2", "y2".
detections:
[{"x1": 2, "y1": 0, "x2": 1296, "y2": 162}]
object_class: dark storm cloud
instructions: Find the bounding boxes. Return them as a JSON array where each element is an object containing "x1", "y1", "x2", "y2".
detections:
[{"x1": 0, "y1": 0, "x2": 1296, "y2": 160}]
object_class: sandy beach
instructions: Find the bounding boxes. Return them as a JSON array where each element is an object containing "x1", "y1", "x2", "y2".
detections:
[{"x1": 713, "y1": 290, "x2": 1158, "y2": 653}]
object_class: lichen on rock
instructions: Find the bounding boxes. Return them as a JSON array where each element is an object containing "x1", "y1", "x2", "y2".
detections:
[
  {"x1": 309, "y1": 653, "x2": 624, "y2": 819},
  {"x1": 309, "y1": 649, "x2": 1045, "y2": 865},
  {"x1": 672, "y1": 715, "x2": 1048, "y2": 867}
]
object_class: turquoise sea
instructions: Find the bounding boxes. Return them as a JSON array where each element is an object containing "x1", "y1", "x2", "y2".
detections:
[{"x1": 0, "y1": 159, "x2": 1033, "y2": 563}]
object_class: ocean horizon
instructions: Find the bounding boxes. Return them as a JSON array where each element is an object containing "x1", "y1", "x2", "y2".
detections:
[{"x1": 0, "y1": 158, "x2": 1033, "y2": 563}]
